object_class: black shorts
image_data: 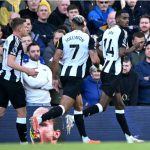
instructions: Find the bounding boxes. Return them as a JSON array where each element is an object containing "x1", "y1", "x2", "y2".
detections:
[
  {"x1": 0, "y1": 77, "x2": 26, "y2": 109},
  {"x1": 101, "y1": 72, "x2": 121, "y2": 97},
  {"x1": 60, "y1": 76, "x2": 83, "y2": 100}
]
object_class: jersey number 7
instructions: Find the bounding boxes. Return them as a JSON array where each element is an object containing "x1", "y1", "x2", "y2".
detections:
[{"x1": 70, "y1": 44, "x2": 79, "y2": 60}]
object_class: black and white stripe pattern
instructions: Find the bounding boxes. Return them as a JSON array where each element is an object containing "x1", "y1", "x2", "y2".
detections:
[
  {"x1": 102, "y1": 25, "x2": 128, "y2": 75},
  {"x1": 57, "y1": 30, "x2": 95, "y2": 78},
  {"x1": 1, "y1": 34, "x2": 24, "y2": 82}
]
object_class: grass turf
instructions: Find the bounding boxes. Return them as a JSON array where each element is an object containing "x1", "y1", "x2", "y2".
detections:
[{"x1": 0, "y1": 142, "x2": 150, "y2": 150}]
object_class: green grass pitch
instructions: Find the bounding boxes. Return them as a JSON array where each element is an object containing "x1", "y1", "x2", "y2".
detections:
[{"x1": 0, "y1": 142, "x2": 150, "y2": 150}]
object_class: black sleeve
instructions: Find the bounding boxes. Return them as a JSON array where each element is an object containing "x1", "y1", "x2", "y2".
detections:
[
  {"x1": 8, "y1": 38, "x2": 20, "y2": 56},
  {"x1": 88, "y1": 37, "x2": 95, "y2": 50},
  {"x1": 118, "y1": 29, "x2": 127, "y2": 48}
]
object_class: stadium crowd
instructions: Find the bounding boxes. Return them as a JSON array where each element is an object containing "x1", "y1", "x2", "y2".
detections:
[{"x1": 0, "y1": 0, "x2": 150, "y2": 144}]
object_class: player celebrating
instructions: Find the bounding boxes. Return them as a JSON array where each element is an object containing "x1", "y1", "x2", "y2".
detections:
[{"x1": 30, "y1": 15, "x2": 100, "y2": 143}]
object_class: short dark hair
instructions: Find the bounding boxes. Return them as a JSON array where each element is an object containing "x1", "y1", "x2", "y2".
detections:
[
  {"x1": 57, "y1": 25, "x2": 69, "y2": 33},
  {"x1": 67, "y1": 4, "x2": 79, "y2": 12},
  {"x1": 123, "y1": 55, "x2": 132, "y2": 63},
  {"x1": 132, "y1": 31, "x2": 145, "y2": 40},
  {"x1": 11, "y1": 18, "x2": 26, "y2": 30},
  {"x1": 22, "y1": 15, "x2": 33, "y2": 24},
  {"x1": 27, "y1": 43, "x2": 40, "y2": 52},
  {"x1": 140, "y1": 14, "x2": 150, "y2": 22},
  {"x1": 115, "y1": 10, "x2": 129, "y2": 19},
  {"x1": 54, "y1": 29, "x2": 66, "y2": 36}
]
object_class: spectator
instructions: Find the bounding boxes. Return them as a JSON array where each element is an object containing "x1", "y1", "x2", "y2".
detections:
[
  {"x1": 2, "y1": 12, "x2": 20, "y2": 39},
  {"x1": 139, "y1": 15, "x2": 150, "y2": 43},
  {"x1": 57, "y1": 24, "x2": 69, "y2": 34},
  {"x1": 81, "y1": 65, "x2": 102, "y2": 106},
  {"x1": 32, "y1": 0, "x2": 56, "y2": 48},
  {"x1": 70, "y1": 1, "x2": 97, "y2": 20},
  {"x1": 23, "y1": 16, "x2": 46, "y2": 56},
  {"x1": 109, "y1": 0, "x2": 124, "y2": 11},
  {"x1": 19, "y1": 0, "x2": 41, "y2": 23},
  {"x1": 134, "y1": 41, "x2": 150, "y2": 105},
  {"x1": 64, "y1": 4, "x2": 80, "y2": 32},
  {"x1": 22, "y1": 34, "x2": 32, "y2": 54},
  {"x1": 21, "y1": 34, "x2": 45, "y2": 64},
  {"x1": 47, "y1": 0, "x2": 70, "y2": 27},
  {"x1": 129, "y1": 32, "x2": 145, "y2": 67},
  {"x1": 123, "y1": 0, "x2": 145, "y2": 27},
  {"x1": 88, "y1": 0, "x2": 114, "y2": 35},
  {"x1": 30, "y1": 107, "x2": 61, "y2": 144},
  {"x1": 0, "y1": 0, "x2": 26, "y2": 26},
  {"x1": 43, "y1": 29, "x2": 65, "y2": 65},
  {"x1": 118, "y1": 56, "x2": 138, "y2": 106},
  {"x1": 22, "y1": 43, "x2": 53, "y2": 106},
  {"x1": 0, "y1": 18, "x2": 38, "y2": 143},
  {"x1": 64, "y1": 4, "x2": 89, "y2": 34},
  {"x1": 139, "y1": 1, "x2": 150, "y2": 16},
  {"x1": 123, "y1": 0, "x2": 145, "y2": 47}
]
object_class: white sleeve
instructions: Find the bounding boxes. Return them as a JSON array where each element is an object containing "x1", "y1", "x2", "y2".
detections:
[
  {"x1": 22, "y1": 71, "x2": 48, "y2": 89},
  {"x1": 41, "y1": 67, "x2": 53, "y2": 90}
]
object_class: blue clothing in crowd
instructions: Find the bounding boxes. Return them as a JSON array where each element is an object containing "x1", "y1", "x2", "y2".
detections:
[
  {"x1": 23, "y1": 54, "x2": 45, "y2": 65},
  {"x1": 134, "y1": 60, "x2": 150, "y2": 105},
  {"x1": 88, "y1": 6, "x2": 114, "y2": 34},
  {"x1": 81, "y1": 75, "x2": 102, "y2": 106}
]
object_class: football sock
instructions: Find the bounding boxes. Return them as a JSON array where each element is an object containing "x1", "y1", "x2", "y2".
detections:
[
  {"x1": 41, "y1": 105, "x2": 65, "y2": 122},
  {"x1": 115, "y1": 110, "x2": 131, "y2": 136},
  {"x1": 16, "y1": 118, "x2": 27, "y2": 142},
  {"x1": 83, "y1": 103, "x2": 103, "y2": 117},
  {"x1": 74, "y1": 110, "x2": 87, "y2": 137}
]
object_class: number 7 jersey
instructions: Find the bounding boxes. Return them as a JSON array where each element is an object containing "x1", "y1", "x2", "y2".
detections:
[
  {"x1": 57, "y1": 30, "x2": 95, "y2": 78},
  {"x1": 102, "y1": 25, "x2": 128, "y2": 75}
]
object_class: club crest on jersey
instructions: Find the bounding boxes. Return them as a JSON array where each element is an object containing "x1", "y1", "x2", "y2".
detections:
[
  {"x1": 108, "y1": 31, "x2": 114, "y2": 35},
  {"x1": 11, "y1": 47, "x2": 17, "y2": 55}
]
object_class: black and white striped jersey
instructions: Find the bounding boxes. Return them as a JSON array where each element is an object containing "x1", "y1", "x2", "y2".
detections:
[
  {"x1": 57, "y1": 30, "x2": 95, "y2": 78},
  {"x1": 1, "y1": 34, "x2": 24, "y2": 82},
  {"x1": 102, "y1": 25, "x2": 128, "y2": 75}
]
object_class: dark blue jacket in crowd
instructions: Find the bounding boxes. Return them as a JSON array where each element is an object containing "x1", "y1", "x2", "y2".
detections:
[
  {"x1": 32, "y1": 20, "x2": 56, "y2": 47},
  {"x1": 81, "y1": 75, "x2": 102, "y2": 106},
  {"x1": 134, "y1": 60, "x2": 150, "y2": 105},
  {"x1": 123, "y1": 1, "x2": 145, "y2": 26}
]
